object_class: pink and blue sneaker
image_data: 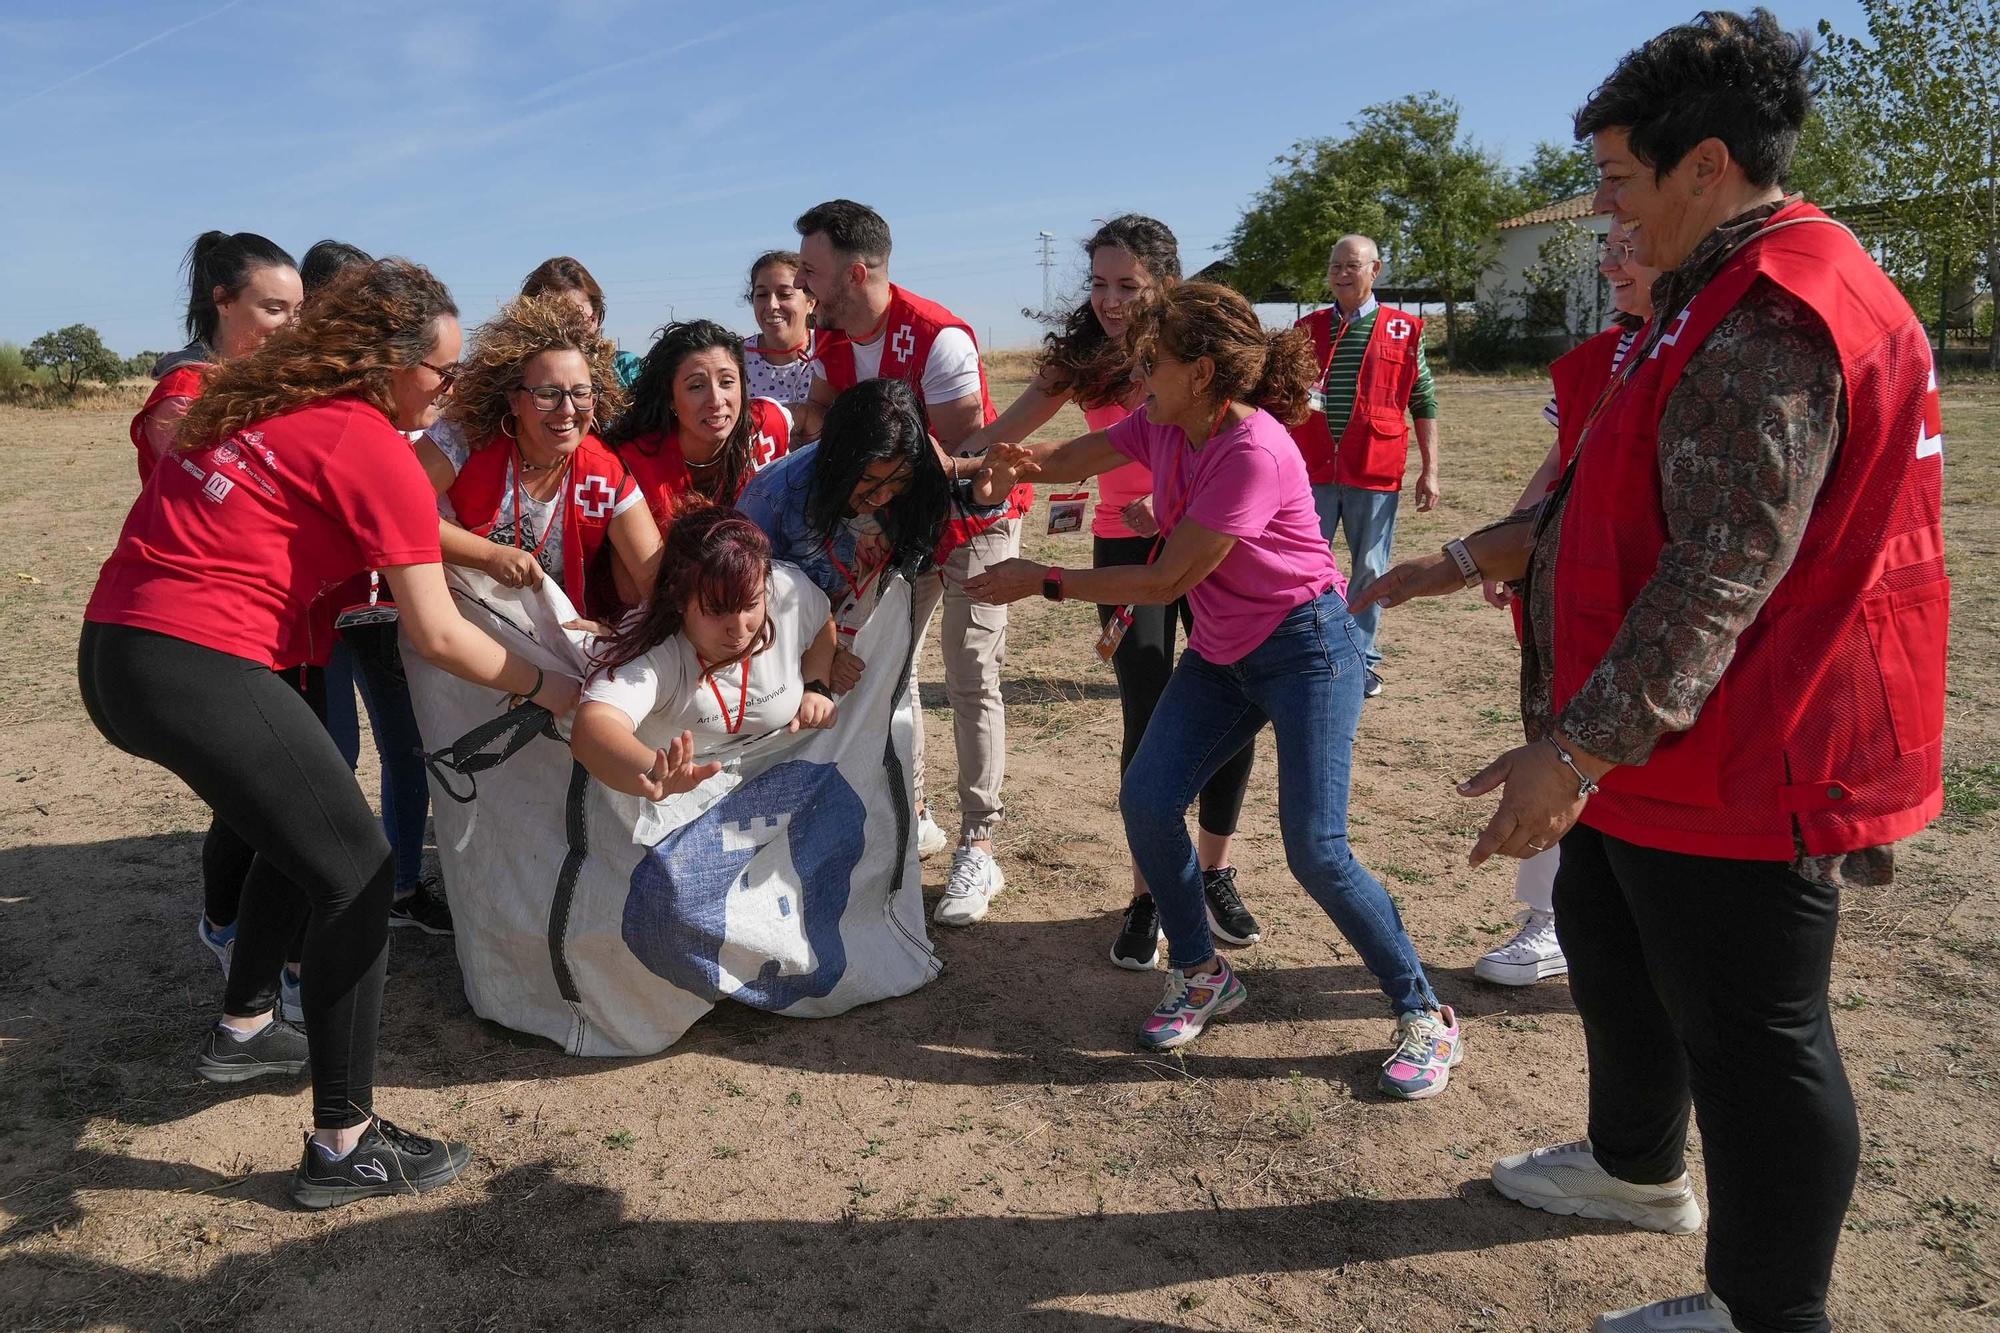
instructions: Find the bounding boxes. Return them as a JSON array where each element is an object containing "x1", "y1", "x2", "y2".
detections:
[
  {"x1": 1378, "y1": 1004, "x2": 1463, "y2": 1100},
  {"x1": 1138, "y1": 957, "x2": 1247, "y2": 1051}
]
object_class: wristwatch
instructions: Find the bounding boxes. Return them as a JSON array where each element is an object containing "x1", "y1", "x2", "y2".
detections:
[
  {"x1": 1042, "y1": 567, "x2": 1066, "y2": 602},
  {"x1": 803, "y1": 679, "x2": 833, "y2": 699},
  {"x1": 1443, "y1": 538, "x2": 1482, "y2": 589}
]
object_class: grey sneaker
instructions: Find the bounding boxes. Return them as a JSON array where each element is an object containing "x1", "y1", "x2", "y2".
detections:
[
  {"x1": 1594, "y1": 1291, "x2": 1739, "y2": 1331},
  {"x1": 1492, "y1": 1139, "x2": 1703, "y2": 1234},
  {"x1": 196, "y1": 1015, "x2": 309, "y2": 1084}
]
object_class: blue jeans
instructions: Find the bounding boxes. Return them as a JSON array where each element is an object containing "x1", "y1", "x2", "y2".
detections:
[
  {"x1": 1120, "y1": 592, "x2": 1437, "y2": 1017},
  {"x1": 337, "y1": 624, "x2": 431, "y2": 892},
  {"x1": 1310, "y1": 483, "x2": 1400, "y2": 670}
]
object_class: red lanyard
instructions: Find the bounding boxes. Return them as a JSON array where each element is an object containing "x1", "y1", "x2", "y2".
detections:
[
  {"x1": 512, "y1": 452, "x2": 570, "y2": 559},
  {"x1": 824, "y1": 538, "x2": 885, "y2": 600},
  {"x1": 701, "y1": 657, "x2": 751, "y2": 734},
  {"x1": 1313, "y1": 310, "x2": 1361, "y2": 392}
]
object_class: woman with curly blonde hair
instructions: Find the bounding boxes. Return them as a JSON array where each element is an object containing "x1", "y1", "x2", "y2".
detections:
[
  {"x1": 417, "y1": 294, "x2": 661, "y2": 618},
  {"x1": 81, "y1": 258, "x2": 580, "y2": 1209}
]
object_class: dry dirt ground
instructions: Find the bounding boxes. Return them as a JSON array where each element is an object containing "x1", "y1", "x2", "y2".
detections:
[{"x1": 1, "y1": 375, "x2": 1995, "y2": 1333}]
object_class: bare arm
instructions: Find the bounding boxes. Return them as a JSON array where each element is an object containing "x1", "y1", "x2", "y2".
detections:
[
  {"x1": 927, "y1": 390, "x2": 987, "y2": 450},
  {"x1": 1413, "y1": 416, "x2": 1441, "y2": 511},
  {"x1": 965, "y1": 518, "x2": 1235, "y2": 607},
  {"x1": 1346, "y1": 504, "x2": 1542, "y2": 614},
  {"x1": 802, "y1": 616, "x2": 836, "y2": 684},
  {"x1": 381, "y1": 562, "x2": 576, "y2": 713},
  {"x1": 956, "y1": 371, "x2": 1068, "y2": 457},
  {"x1": 963, "y1": 431, "x2": 1129, "y2": 505},
  {"x1": 608, "y1": 500, "x2": 664, "y2": 603},
  {"x1": 570, "y1": 705, "x2": 719, "y2": 800},
  {"x1": 793, "y1": 375, "x2": 836, "y2": 442},
  {"x1": 414, "y1": 434, "x2": 459, "y2": 496}
]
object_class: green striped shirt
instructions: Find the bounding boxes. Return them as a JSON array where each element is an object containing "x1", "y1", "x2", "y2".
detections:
[{"x1": 1319, "y1": 303, "x2": 1438, "y2": 442}]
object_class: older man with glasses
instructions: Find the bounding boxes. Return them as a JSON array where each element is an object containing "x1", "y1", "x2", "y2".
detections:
[{"x1": 1285, "y1": 235, "x2": 1441, "y2": 698}]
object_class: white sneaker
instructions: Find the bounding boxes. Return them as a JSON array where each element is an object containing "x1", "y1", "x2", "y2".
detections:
[
  {"x1": 1492, "y1": 1139, "x2": 1703, "y2": 1234},
  {"x1": 934, "y1": 844, "x2": 1003, "y2": 927},
  {"x1": 1474, "y1": 909, "x2": 1567, "y2": 985},
  {"x1": 1594, "y1": 1292, "x2": 1739, "y2": 1332},
  {"x1": 915, "y1": 810, "x2": 948, "y2": 860}
]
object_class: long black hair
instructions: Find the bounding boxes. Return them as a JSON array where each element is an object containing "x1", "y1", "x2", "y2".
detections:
[
  {"x1": 182, "y1": 230, "x2": 297, "y2": 347},
  {"x1": 1033, "y1": 214, "x2": 1180, "y2": 408},
  {"x1": 605, "y1": 319, "x2": 758, "y2": 506},
  {"x1": 806, "y1": 378, "x2": 952, "y2": 576}
]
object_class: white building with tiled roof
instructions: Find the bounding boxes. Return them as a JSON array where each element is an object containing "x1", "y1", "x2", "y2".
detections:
[{"x1": 1478, "y1": 192, "x2": 1614, "y2": 334}]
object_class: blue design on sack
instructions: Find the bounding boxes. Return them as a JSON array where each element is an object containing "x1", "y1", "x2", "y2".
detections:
[{"x1": 622, "y1": 758, "x2": 863, "y2": 1009}]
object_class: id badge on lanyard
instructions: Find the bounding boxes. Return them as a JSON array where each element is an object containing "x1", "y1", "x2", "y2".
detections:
[{"x1": 333, "y1": 571, "x2": 397, "y2": 629}]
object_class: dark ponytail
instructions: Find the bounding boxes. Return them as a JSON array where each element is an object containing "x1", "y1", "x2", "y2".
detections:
[{"x1": 183, "y1": 231, "x2": 297, "y2": 346}]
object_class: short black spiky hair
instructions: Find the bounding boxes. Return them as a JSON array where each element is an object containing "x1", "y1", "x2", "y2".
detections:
[
  {"x1": 1574, "y1": 8, "x2": 1812, "y2": 187},
  {"x1": 795, "y1": 199, "x2": 893, "y2": 264}
]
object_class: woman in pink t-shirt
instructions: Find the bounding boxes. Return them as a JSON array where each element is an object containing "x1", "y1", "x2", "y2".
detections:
[
  {"x1": 958, "y1": 217, "x2": 1261, "y2": 969},
  {"x1": 966, "y1": 283, "x2": 1462, "y2": 1102}
]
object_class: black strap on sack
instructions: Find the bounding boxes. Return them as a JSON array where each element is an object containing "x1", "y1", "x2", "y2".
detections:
[{"x1": 424, "y1": 699, "x2": 561, "y2": 805}]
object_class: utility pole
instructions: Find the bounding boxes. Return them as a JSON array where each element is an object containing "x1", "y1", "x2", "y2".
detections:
[{"x1": 1037, "y1": 230, "x2": 1057, "y2": 311}]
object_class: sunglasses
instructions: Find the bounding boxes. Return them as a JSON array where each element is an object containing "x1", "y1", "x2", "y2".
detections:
[{"x1": 420, "y1": 359, "x2": 460, "y2": 393}]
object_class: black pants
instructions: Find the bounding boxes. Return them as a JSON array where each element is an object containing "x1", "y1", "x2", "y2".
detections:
[
  {"x1": 1554, "y1": 823, "x2": 1859, "y2": 1333},
  {"x1": 201, "y1": 665, "x2": 327, "y2": 935},
  {"x1": 79, "y1": 622, "x2": 390, "y2": 1129},
  {"x1": 1093, "y1": 535, "x2": 1254, "y2": 849}
]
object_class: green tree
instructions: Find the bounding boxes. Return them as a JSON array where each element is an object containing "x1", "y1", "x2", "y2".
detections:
[
  {"x1": 1515, "y1": 139, "x2": 1597, "y2": 205},
  {"x1": 1520, "y1": 221, "x2": 1601, "y2": 340},
  {"x1": 23, "y1": 324, "x2": 123, "y2": 398},
  {"x1": 1817, "y1": 0, "x2": 2000, "y2": 368},
  {"x1": 1224, "y1": 93, "x2": 1522, "y2": 364}
]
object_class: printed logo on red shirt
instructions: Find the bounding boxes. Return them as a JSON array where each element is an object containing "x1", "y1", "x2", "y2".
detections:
[
  {"x1": 1385, "y1": 317, "x2": 1412, "y2": 341},
  {"x1": 576, "y1": 474, "x2": 617, "y2": 519},
  {"x1": 201, "y1": 472, "x2": 235, "y2": 503}
]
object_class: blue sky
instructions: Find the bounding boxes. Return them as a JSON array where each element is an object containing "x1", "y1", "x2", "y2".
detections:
[{"x1": 1, "y1": 0, "x2": 1868, "y2": 357}]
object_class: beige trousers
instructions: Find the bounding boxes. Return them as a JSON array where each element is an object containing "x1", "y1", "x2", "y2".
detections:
[{"x1": 908, "y1": 518, "x2": 1020, "y2": 843}]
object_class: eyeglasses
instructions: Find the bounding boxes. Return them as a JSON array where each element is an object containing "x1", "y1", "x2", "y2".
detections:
[
  {"x1": 420, "y1": 359, "x2": 459, "y2": 393},
  {"x1": 1329, "y1": 261, "x2": 1371, "y2": 274},
  {"x1": 1601, "y1": 240, "x2": 1636, "y2": 263},
  {"x1": 518, "y1": 383, "x2": 599, "y2": 411}
]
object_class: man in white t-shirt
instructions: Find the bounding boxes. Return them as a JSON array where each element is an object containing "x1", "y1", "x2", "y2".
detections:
[{"x1": 790, "y1": 199, "x2": 1020, "y2": 928}]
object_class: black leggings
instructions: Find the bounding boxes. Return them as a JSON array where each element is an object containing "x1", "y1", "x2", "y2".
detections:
[
  {"x1": 202, "y1": 665, "x2": 327, "y2": 937},
  {"x1": 79, "y1": 622, "x2": 390, "y2": 1129},
  {"x1": 1555, "y1": 823, "x2": 1859, "y2": 1333},
  {"x1": 1093, "y1": 535, "x2": 1254, "y2": 847}
]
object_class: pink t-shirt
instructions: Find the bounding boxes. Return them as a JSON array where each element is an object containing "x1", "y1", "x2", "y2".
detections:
[
  {"x1": 1084, "y1": 400, "x2": 1151, "y2": 539},
  {"x1": 1106, "y1": 404, "x2": 1343, "y2": 665}
]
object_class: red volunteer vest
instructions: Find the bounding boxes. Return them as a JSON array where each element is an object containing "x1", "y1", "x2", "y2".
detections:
[
  {"x1": 619, "y1": 398, "x2": 791, "y2": 531},
  {"x1": 1287, "y1": 305, "x2": 1423, "y2": 490},
  {"x1": 1547, "y1": 326, "x2": 1628, "y2": 475},
  {"x1": 817, "y1": 283, "x2": 1032, "y2": 537},
  {"x1": 446, "y1": 432, "x2": 631, "y2": 617},
  {"x1": 130, "y1": 364, "x2": 208, "y2": 486},
  {"x1": 1554, "y1": 201, "x2": 1947, "y2": 859}
]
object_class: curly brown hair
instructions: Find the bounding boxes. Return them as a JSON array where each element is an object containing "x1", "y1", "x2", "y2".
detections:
[
  {"x1": 178, "y1": 258, "x2": 456, "y2": 450},
  {"x1": 443, "y1": 294, "x2": 625, "y2": 447},
  {"x1": 1125, "y1": 282, "x2": 1318, "y2": 427},
  {"x1": 1034, "y1": 215, "x2": 1180, "y2": 409}
]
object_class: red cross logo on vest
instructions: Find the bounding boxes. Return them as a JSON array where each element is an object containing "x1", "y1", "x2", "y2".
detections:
[
  {"x1": 890, "y1": 323, "x2": 915, "y2": 366},
  {"x1": 575, "y1": 474, "x2": 616, "y2": 519},
  {"x1": 752, "y1": 429, "x2": 778, "y2": 467},
  {"x1": 1385, "y1": 317, "x2": 1412, "y2": 340},
  {"x1": 1918, "y1": 363, "x2": 1944, "y2": 460},
  {"x1": 1647, "y1": 307, "x2": 1694, "y2": 361}
]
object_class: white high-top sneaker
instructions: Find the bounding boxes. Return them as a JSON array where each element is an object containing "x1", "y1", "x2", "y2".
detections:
[{"x1": 1474, "y1": 909, "x2": 1567, "y2": 985}]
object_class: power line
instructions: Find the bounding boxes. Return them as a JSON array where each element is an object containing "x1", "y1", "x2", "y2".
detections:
[{"x1": 1036, "y1": 230, "x2": 1057, "y2": 312}]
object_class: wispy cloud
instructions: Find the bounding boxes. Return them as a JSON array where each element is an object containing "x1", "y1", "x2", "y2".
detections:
[{"x1": 7, "y1": 0, "x2": 254, "y2": 109}]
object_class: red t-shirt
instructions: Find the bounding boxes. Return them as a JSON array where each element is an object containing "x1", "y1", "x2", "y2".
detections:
[{"x1": 86, "y1": 395, "x2": 442, "y2": 669}]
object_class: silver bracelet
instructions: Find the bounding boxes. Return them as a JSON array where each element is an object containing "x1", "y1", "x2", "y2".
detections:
[
  {"x1": 1443, "y1": 538, "x2": 1482, "y2": 589},
  {"x1": 1546, "y1": 735, "x2": 1602, "y2": 798}
]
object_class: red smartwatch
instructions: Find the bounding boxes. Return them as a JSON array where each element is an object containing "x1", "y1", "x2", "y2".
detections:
[{"x1": 1042, "y1": 566, "x2": 1065, "y2": 601}]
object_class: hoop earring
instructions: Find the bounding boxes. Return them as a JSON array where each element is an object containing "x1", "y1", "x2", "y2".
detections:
[{"x1": 500, "y1": 412, "x2": 519, "y2": 439}]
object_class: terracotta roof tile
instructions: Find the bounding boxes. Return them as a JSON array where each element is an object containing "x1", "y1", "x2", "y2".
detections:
[{"x1": 1498, "y1": 192, "x2": 1602, "y2": 229}]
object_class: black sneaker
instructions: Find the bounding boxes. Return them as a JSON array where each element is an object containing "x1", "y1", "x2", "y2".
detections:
[
  {"x1": 1203, "y1": 867, "x2": 1263, "y2": 946},
  {"x1": 1364, "y1": 669, "x2": 1385, "y2": 699},
  {"x1": 389, "y1": 877, "x2": 454, "y2": 935},
  {"x1": 1109, "y1": 895, "x2": 1162, "y2": 971},
  {"x1": 195, "y1": 1016, "x2": 309, "y2": 1084},
  {"x1": 290, "y1": 1117, "x2": 472, "y2": 1210}
]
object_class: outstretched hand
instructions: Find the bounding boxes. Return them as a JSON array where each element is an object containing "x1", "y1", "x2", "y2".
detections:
[
  {"x1": 639, "y1": 730, "x2": 722, "y2": 801},
  {"x1": 964, "y1": 557, "x2": 1046, "y2": 606},
  {"x1": 970, "y1": 442, "x2": 1041, "y2": 507},
  {"x1": 1347, "y1": 552, "x2": 1460, "y2": 616},
  {"x1": 1456, "y1": 738, "x2": 1599, "y2": 867}
]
